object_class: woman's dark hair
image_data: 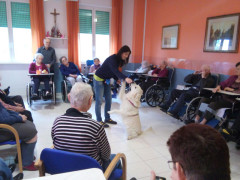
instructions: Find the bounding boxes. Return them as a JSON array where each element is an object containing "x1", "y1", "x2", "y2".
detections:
[
  {"x1": 116, "y1": 45, "x2": 131, "y2": 67},
  {"x1": 236, "y1": 62, "x2": 240, "y2": 67},
  {"x1": 59, "y1": 56, "x2": 67, "y2": 64},
  {"x1": 167, "y1": 124, "x2": 230, "y2": 180}
]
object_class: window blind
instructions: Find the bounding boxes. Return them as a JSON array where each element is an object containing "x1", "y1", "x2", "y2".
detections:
[
  {"x1": 0, "y1": 1, "x2": 7, "y2": 27},
  {"x1": 79, "y1": 9, "x2": 92, "y2": 34},
  {"x1": 96, "y1": 11, "x2": 109, "y2": 35},
  {"x1": 11, "y1": 2, "x2": 31, "y2": 29}
]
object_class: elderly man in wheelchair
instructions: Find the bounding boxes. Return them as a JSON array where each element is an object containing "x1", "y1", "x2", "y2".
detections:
[
  {"x1": 160, "y1": 65, "x2": 216, "y2": 119},
  {"x1": 27, "y1": 53, "x2": 55, "y2": 105}
]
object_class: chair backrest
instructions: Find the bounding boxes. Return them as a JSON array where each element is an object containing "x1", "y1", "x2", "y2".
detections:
[
  {"x1": 167, "y1": 67, "x2": 175, "y2": 87},
  {"x1": 86, "y1": 60, "x2": 94, "y2": 67},
  {"x1": 40, "y1": 148, "x2": 102, "y2": 175},
  {"x1": 211, "y1": 73, "x2": 219, "y2": 88}
]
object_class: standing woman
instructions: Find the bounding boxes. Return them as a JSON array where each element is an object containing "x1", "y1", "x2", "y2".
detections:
[{"x1": 94, "y1": 45, "x2": 133, "y2": 128}]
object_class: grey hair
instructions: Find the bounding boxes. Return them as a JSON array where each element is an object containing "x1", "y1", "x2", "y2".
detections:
[
  {"x1": 69, "y1": 82, "x2": 93, "y2": 109},
  {"x1": 34, "y1": 53, "x2": 44, "y2": 60},
  {"x1": 201, "y1": 64, "x2": 211, "y2": 72}
]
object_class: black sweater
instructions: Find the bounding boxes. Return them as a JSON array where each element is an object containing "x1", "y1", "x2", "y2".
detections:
[{"x1": 95, "y1": 54, "x2": 126, "y2": 80}]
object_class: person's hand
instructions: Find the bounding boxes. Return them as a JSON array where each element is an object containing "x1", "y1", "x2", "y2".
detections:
[
  {"x1": 19, "y1": 114, "x2": 27, "y2": 122},
  {"x1": 43, "y1": 70, "x2": 48, "y2": 74},
  {"x1": 194, "y1": 70, "x2": 201, "y2": 75},
  {"x1": 73, "y1": 75, "x2": 78, "y2": 78},
  {"x1": 14, "y1": 102, "x2": 22, "y2": 107},
  {"x1": 125, "y1": 77, "x2": 133, "y2": 84},
  {"x1": 212, "y1": 86, "x2": 220, "y2": 93},
  {"x1": 153, "y1": 74, "x2": 158, "y2": 77},
  {"x1": 150, "y1": 171, "x2": 156, "y2": 180},
  {"x1": 224, "y1": 87, "x2": 234, "y2": 92},
  {"x1": 46, "y1": 64, "x2": 51, "y2": 68},
  {"x1": 16, "y1": 106, "x2": 25, "y2": 112},
  {"x1": 117, "y1": 80, "x2": 121, "y2": 84}
]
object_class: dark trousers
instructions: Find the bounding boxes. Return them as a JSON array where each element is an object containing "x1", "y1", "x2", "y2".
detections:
[
  {"x1": 232, "y1": 112, "x2": 240, "y2": 135},
  {"x1": 203, "y1": 99, "x2": 233, "y2": 122},
  {"x1": 140, "y1": 80, "x2": 155, "y2": 94},
  {"x1": 10, "y1": 95, "x2": 25, "y2": 108},
  {"x1": 33, "y1": 76, "x2": 50, "y2": 94},
  {"x1": 165, "y1": 89, "x2": 199, "y2": 114}
]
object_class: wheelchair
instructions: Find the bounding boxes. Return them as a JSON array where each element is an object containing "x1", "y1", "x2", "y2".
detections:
[
  {"x1": 61, "y1": 73, "x2": 90, "y2": 102},
  {"x1": 167, "y1": 73, "x2": 220, "y2": 122},
  {"x1": 140, "y1": 67, "x2": 174, "y2": 107},
  {"x1": 26, "y1": 74, "x2": 56, "y2": 106}
]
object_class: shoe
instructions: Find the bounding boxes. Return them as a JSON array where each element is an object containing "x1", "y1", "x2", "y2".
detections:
[
  {"x1": 31, "y1": 93, "x2": 39, "y2": 100},
  {"x1": 105, "y1": 119, "x2": 117, "y2": 125},
  {"x1": 23, "y1": 162, "x2": 38, "y2": 171},
  {"x1": 167, "y1": 111, "x2": 179, "y2": 119},
  {"x1": 159, "y1": 104, "x2": 168, "y2": 112},
  {"x1": 99, "y1": 121, "x2": 109, "y2": 128}
]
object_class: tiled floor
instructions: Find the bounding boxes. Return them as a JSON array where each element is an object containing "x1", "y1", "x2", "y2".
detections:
[{"x1": 3, "y1": 98, "x2": 240, "y2": 179}]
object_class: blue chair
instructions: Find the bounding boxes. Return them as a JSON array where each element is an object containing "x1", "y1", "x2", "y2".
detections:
[
  {"x1": 0, "y1": 124, "x2": 24, "y2": 180},
  {"x1": 35, "y1": 148, "x2": 126, "y2": 180}
]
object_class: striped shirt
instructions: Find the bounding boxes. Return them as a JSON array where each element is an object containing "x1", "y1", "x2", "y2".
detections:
[{"x1": 51, "y1": 108, "x2": 111, "y2": 166}]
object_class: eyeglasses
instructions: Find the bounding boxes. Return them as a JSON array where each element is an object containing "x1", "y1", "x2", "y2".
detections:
[{"x1": 167, "y1": 160, "x2": 176, "y2": 170}]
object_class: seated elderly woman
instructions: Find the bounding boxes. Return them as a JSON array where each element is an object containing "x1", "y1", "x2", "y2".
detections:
[
  {"x1": 140, "y1": 60, "x2": 169, "y2": 94},
  {"x1": 195, "y1": 62, "x2": 240, "y2": 125},
  {"x1": 129, "y1": 60, "x2": 150, "y2": 81},
  {"x1": 0, "y1": 103, "x2": 38, "y2": 171},
  {"x1": 89, "y1": 58, "x2": 101, "y2": 73},
  {"x1": 59, "y1": 56, "x2": 82, "y2": 86},
  {"x1": 29, "y1": 53, "x2": 51, "y2": 99},
  {"x1": 52, "y1": 82, "x2": 121, "y2": 172}
]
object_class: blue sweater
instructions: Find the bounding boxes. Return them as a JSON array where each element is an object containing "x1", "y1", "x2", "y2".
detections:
[
  {"x1": 95, "y1": 54, "x2": 127, "y2": 80},
  {"x1": 0, "y1": 103, "x2": 22, "y2": 125},
  {"x1": 60, "y1": 62, "x2": 80, "y2": 77}
]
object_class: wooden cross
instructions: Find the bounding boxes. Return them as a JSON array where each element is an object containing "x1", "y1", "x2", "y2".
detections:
[{"x1": 50, "y1": 8, "x2": 60, "y2": 27}]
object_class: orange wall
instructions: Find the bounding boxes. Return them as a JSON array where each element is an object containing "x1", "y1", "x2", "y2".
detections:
[
  {"x1": 140, "y1": 0, "x2": 240, "y2": 75},
  {"x1": 132, "y1": 0, "x2": 145, "y2": 63}
]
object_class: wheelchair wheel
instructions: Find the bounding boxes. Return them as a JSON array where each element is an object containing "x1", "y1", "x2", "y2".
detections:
[
  {"x1": 26, "y1": 83, "x2": 32, "y2": 106},
  {"x1": 52, "y1": 83, "x2": 56, "y2": 105},
  {"x1": 145, "y1": 85, "x2": 165, "y2": 107},
  {"x1": 186, "y1": 97, "x2": 201, "y2": 121},
  {"x1": 62, "y1": 81, "x2": 68, "y2": 102}
]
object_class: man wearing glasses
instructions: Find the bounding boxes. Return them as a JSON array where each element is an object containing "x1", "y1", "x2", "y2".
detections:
[{"x1": 151, "y1": 124, "x2": 230, "y2": 180}]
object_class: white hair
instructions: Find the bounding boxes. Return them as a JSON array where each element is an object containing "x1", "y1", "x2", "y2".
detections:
[
  {"x1": 34, "y1": 53, "x2": 44, "y2": 60},
  {"x1": 69, "y1": 82, "x2": 93, "y2": 109}
]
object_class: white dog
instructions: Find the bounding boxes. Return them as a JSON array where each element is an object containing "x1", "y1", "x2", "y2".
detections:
[{"x1": 108, "y1": 82, "x2": 143, "y2": 140}]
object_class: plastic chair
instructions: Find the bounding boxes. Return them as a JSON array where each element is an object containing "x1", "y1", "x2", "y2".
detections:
[
  {"x1": 35, "y1": 148, "x2": 127, "y2": 180},
  {"x1": 0, "y1": 124, "x2": 23, "y2": 180}
]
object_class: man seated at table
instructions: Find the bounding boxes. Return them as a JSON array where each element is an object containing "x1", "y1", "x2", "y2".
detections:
[
  {"x1": 29, "y1": 53, "x2": 52, "y2": 100},
  {"x1": 140, "y1": 60, "x2": 169, "y2": 95},
  {"x1": 52, "y1": 82, "x2": 121, "y2": 171},
  {"x1": 59, "y1": 56, "x2": 83, "y2": 86},
  {"x1": 89, "y1": 58, "x2": 101, "y2": 73},
  {"x1": 193, "y1": 62, "x2": 240, "y2": 125},
  {"x1": 160, "y1": 65, "x2": 215, "y2": 119}
]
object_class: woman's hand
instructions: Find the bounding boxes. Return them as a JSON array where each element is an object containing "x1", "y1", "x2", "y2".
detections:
[
  {"x1": 14, "y1": 102, "x2": 22, "y2": 107},
  {"x1": 152, "y1": 74, "x2": 158, "y2": 77},
  {"x1": 212, "y1": 86, "x2": 220, "y2": 93},
  {"x1": 125, "y1": 78, "x2": 133, "y2": 84},
  {"x1": 224, "y1": 87, "x2": 234, "y2": 92},
  {"x1": 19, "y1": 114, "x2": 27, "y2": 122},
  {"x1": 16, "y1": 106, "x2": 25, "y2": 112}
]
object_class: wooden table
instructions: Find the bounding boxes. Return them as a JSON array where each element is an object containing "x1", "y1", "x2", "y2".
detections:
[
  {"x1": 28, "y1": 168, "x2": 106, "y2": 180},
  {"x1": 204, "y1": 88, "x2": 240, "y2": 96}
]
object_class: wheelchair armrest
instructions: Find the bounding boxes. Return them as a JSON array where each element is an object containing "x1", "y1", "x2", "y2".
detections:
[{"x1": 104, "y1": 153, "x2": 127, "y2": 180}]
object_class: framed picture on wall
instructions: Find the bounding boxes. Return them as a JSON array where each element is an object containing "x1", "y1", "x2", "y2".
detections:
[
  {"x1": 161, "y1": 24, "x2": 180, "y2": 49},
  {"x1": 204, "y1": 13, "x2": 240, "y2": 53}
]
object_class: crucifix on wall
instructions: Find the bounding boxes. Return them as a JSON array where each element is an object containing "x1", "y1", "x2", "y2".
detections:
[
  {"x1": 49, "y1": 8, "x2": 62, "y2": 38},
  {"x1": 50, "y1": 8, "x2": 60, "y2": 28}
]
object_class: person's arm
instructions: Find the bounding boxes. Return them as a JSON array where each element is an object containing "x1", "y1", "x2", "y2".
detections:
[
  {"x1": 0, "y1": 99, "x2": 24, "y2": 112},
  {"x1": 96, "y1": 126, "x2": 111, "y2": 161},
  {"x1": 108, "y1": 59, "x2": 127, "y2": 80},
  {"x1": 0, "y1": 104, "x2": 23, "y2": 125},
  {"x1": 220, "y1": 76, "x2": 235, "y2": 90},
  {"x1": 60, "y1": 65, "x2": 70, "y2": 76},
  {"x1": 29, "y1": 63, "x2": 36, "y2": 74},
  {"x1": 74, "y1": 63, "x2": 81, "y2": 75},
  {"x1": 184, "y1": 73, "x2": 197, "y2": 84},
  {"x1": 51, "y1": 49, "x2": 56, "y2": 66},
  {"x1": 152, "y1": 68, "x2": 158, "y2": 75}
]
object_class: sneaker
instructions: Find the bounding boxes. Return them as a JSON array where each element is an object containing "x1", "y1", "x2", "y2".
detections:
[
  {"x1": 99, "y1": 121, "x2": 109, "y2": 128},
  {"x1": 105, "y1": 119, "x2": 117, "y2": 125},
  {"x1": 23, "y1": 162, "x2": 38, "y2": 171}
]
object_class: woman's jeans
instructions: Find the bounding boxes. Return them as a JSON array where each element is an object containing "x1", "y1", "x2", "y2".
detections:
[{"x1": 93, "y1": 79, "x2": 112, "y2": 122}]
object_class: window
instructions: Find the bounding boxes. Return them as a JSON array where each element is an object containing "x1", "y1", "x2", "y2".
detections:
[
  {"x1": 79, "y1": 8, "x2": 110, "y2": 63},
  {"x1": 0, "y1": 0, "x2": 32, "y2": 63}
]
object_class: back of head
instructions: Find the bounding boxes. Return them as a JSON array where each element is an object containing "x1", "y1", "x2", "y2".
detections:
[
  {"x1": 167, "y1": 124, "x2": 230, "y2": 180},
  {"x1": 69, "y1": 82, "x2": 93, "y2": 109}
]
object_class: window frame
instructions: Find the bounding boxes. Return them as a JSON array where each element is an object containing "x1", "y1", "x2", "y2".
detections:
[
  {"x1": 78, "y1": 5, "x2": 111, "y2": 63},
  {"x1": 0, "y1": 0, "x2": 31, "y2": 64}
]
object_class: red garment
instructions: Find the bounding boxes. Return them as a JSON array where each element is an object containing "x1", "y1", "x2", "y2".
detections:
[
  {"x1": 151, "y1": 68, "x2": 169, "y2": 81},
  {"x1": 29, "y1": 62, "x2": 49, "y2": 74}
]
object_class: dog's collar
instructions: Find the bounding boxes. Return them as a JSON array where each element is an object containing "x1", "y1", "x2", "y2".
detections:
[{"x1": 128, "y1": 99, "x2": 138, "y2": 109}]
